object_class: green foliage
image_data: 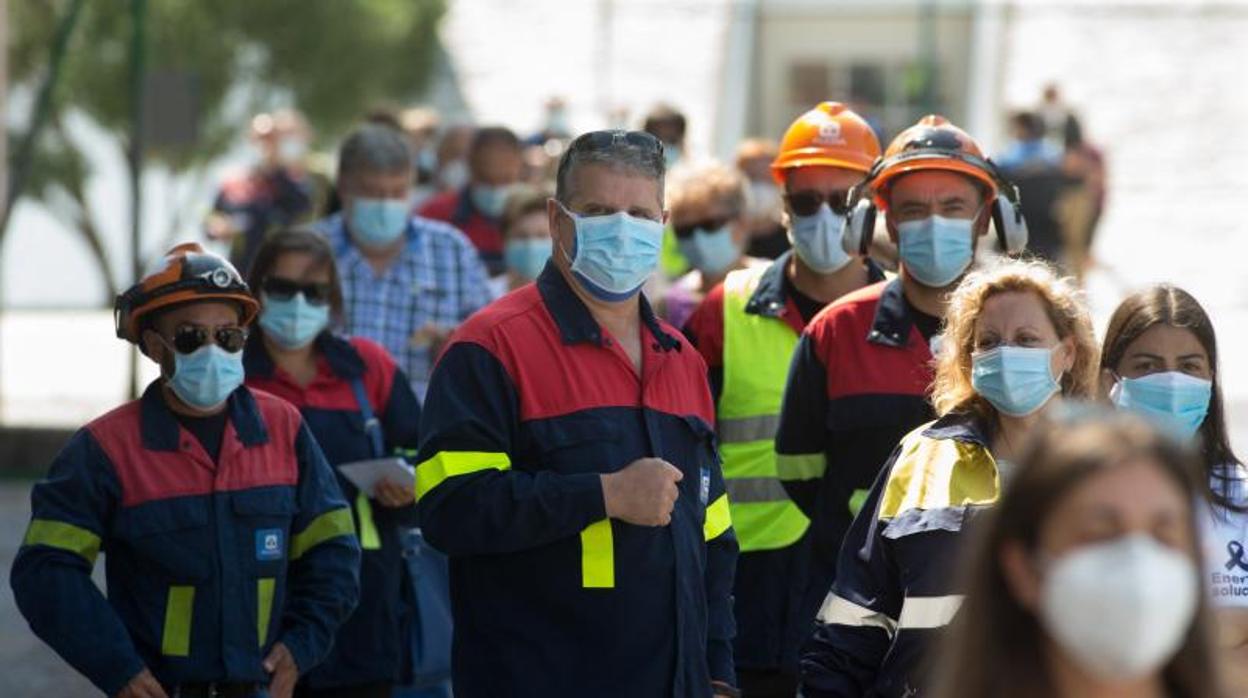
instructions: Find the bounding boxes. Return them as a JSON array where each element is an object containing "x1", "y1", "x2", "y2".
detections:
[
  {"x1": 11, "y1": 0, "x2": 446, "y2": 159},
  {"x1": 5, "y1": 0, "x2": 446, "y2": 302}
]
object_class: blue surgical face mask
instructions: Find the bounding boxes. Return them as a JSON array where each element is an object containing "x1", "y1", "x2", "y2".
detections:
[
  {"x1": 678, "y1": 226, "x2": 740, "y2": 276},
  {"x1": 504, "y1": 237, "x2": 553, "y2": 281},
  {"x1": 791, "y1": 203, "x2": 852, "y2": 273},
  {"x1": 897, "y1": 214, "x2": 976, "y2": 288},
  {"x1": 471, "y1": 184, "x2": 512, "y2": 219},
  {"x1": 1112, "y1": 371, "x2": 1212, "y2": 441},
  {"x1": 663, "y1": 144, "x2": 683, "y2": 170},
  {"x1": 164, "y1": 341, "x2": 245, "y2": 410},
  {"x1": 972, "y1": 345, "x2": 1061, "y2": 417},
  {"x1": 259, "y1": 292, "x2": 331, "y2": 350},
  {"x1": 349, "y1": 197, "x2": 410, "y2": 248},
  {"x1": 558, "y1": 202, "x2": 664, "y2": 302}
]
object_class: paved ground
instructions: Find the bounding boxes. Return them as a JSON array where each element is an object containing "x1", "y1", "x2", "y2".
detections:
[{"x1": 0, "y1": 482, "x2": 98, "y2": 696}]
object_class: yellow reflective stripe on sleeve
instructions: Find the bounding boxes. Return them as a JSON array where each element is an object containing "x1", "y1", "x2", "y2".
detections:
[
  {"x1": 257, "y1": 578, "x2": 276, "y2": 648},
  {"x1": 415, "y1": 451, "x2": 512, "y2": 501},
  {"x1": 776, "y1": 453, "x2": 826, "y2": 481},
  {"x1": 355, "y1": 492, "x2": 381, "y2": 551},
  {"x1": 290, "y1": 508, "x2": 355, "y2": 561},
  {"x1": 22, "y1": 519, "x2": 101, "y2": 564},
  {"x1": 580, "y1": 519, "x2": 615, "y2": 588},
  {"x1": 703, "y1": 494, "x2": 732, "y2": 541},
  {"x1": 816, "y1": 593, "x2": 898, "y2": 636},
  {"x1": 162, "y1": 585, "x2": 195, "y2": 657}
]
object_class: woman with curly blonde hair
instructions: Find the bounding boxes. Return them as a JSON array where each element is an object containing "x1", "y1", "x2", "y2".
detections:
[{"x1": 800, "y1": 258, "x2": 1099, "y2": 697}]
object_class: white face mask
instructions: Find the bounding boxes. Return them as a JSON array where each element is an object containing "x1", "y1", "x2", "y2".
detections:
[{"x1": 1038, "y1": 533, "x2": 1197, "y2": 682}]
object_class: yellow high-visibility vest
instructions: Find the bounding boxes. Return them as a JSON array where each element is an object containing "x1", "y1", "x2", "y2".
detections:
[{"x1": 719, "y1": 265, "x2": 810, "y2": 552}]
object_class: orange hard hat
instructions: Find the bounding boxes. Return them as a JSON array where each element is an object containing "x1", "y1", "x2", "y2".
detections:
[
  {"x1": 869, "y1": 114, "x2": 999, "y2": 206},
  {"x1": 770, "y1": 102, "x2": 882, "y2": 183},
  {"x1": 114, "y1": 242, "x2": 259, "y2": 343}
]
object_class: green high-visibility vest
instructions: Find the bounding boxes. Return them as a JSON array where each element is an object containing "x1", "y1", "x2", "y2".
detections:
[{"x1": 719, "y1": 265, "x2": 810, "y2": 552}]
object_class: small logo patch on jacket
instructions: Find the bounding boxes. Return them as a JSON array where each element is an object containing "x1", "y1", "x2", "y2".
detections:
[{"x1": 256, "y1": 529, "x2": 284, "y2": 561}]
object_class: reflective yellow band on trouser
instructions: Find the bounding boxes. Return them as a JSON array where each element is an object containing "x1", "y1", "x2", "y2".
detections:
[
  {"x1": 580, "y1": 519, "x2": 614, "y2": 588},
  {"x1": 257, "y1": 578, "x2": 276, "y2": 647},
  {"x1": 776, "y1": 452, "x2": 827, "y2": 481},
  {"x1": 162, "y1": 585, "x2": 195, "y2": 657},
  {"x1": 721, "y1": 440, "x2": 809, "y2": 551},
  {"x1": 290, "y1": 508, "x2": 355, "y2": 561},
  {"x1": 355, "y1": 492, "x2": 381, "y2": 550},
  {"x1": 23, "y1": 519, "x2": 101, "y2": 565},
  {"x1": 704, "y1": 494, "x2": 732, "y2": 541},
  {"x1": 415, "y1": 451, "x2": 511, "y2": 501}
]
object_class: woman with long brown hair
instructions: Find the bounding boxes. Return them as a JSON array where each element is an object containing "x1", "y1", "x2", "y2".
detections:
[
  {"x1": 929, "y1": 410, "x2": 1226, "y2": 698},
  {"x1": 1100, "y1": 284, "x2": 1248, "y2": 693},
  {"x1": 799, "y1": 258, "x2": 1098, "y2": 697}
]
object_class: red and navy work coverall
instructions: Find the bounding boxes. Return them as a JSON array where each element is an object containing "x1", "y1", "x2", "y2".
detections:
[
  {"x1": 10, "y1": 383, "x2": 361, "y2": 696},
  {"x1": 244, "y1": 332, "x2": 422, "y2": 690},
  {"x1": 414, "y1": 263, "x2": 738, "y2": 697},
  {"x1": 774, "y1": 278, "x2": 935, "y2": 650},
  {"x1": 417, "y1": 186, "x2": 504, "y2": 276}
]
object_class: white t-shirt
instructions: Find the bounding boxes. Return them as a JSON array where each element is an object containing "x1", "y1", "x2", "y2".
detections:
[{"x1": 1201, "y1": 463, "x2": 1248, "y2": 607}]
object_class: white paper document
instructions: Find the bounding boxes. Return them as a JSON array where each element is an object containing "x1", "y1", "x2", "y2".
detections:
[{"x1": 336, "y1": 458, "x2": 415, "y2": 497}]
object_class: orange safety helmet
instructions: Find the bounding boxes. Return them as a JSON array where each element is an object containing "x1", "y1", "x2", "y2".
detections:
[
  {"x1": 770, "y1": 102, "x2": 882, "y2": 183},
  {"x1": 867, "y1": 114, "x2": 999, "y2": 207},
  {"x1": 114, "y1": 242, "x2": 259, "y2": 344}
]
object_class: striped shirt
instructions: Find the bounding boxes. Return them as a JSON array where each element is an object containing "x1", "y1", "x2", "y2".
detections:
[{"x1": 316, "y1": 212, "x2": 491, "y2": 399}]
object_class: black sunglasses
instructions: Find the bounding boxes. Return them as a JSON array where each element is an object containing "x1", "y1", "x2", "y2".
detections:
[
  {"x1": 785, "y1": 189, "x2": 853, "y2": 217},
  {"x1": 673, "y1": 216, "x2": 735, "y2": 239},
  {"x1": 169, "y1": 324, "x2": 247, "y2": 354},
  {"x1": 262, "y1": 277, "x2": 333, "y2": 306},
  {"x1": 568, "y1": 130, "x2": 665, "y2": 157}
]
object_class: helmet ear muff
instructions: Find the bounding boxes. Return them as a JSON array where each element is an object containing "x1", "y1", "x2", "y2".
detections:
[
  {"x1": 843, "y1": 197, "x2": 877, "y2": 257},
  {"x1": 989, "y1": 180, "x2": 1028, "y2": 254}
]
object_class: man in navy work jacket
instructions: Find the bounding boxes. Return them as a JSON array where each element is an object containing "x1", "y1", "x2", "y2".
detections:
[
  {"x1": 11, "y1": 243, "x2": 360, "y2": 698},
  {"x1": 414, "y1": 130, "x2": 740, "y2": 697}
]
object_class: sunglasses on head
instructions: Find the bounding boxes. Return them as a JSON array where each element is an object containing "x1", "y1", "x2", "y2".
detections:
[
  {"x1": 167, "y1": 324, "x2": 247, "y2": 354},
  {"x1": 673, "y1": 216, "x2": 735, "y2": 239},
  {"x1": 785, "y1": 189, "x2": 853, "y2": 217},
  {"x1": 261, "y1": 277, "x2": 333, "y2": 306},
  {"x1": 568, "y1": 130, "x2": 665, "y2": 157}
]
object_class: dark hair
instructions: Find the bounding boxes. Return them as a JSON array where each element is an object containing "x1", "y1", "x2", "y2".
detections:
[
  {"x1": 363, "y1": 106, "x2": 403, "y2": 132},
  {"x1": 1009, "y1": 110, "x2": 1046, "y2": 140},
  {"x1": 500, "y1": 185, "x2": 551, "y2": 238},
  {"x1": 642, "y1": 104, "x2": 687, "y2": 141},
  {"x1": 469, "y1": 126, "x2": 521, "y2": 160},
  {"x1": 247, "y1": 228, "x2": 345, "y2": 324},
  {"x1": 1100, "y1": 284, "x2": 1242, "y2": 511},
  {"x1": 929, "y1": 409, "x2": 1225, "y2": 698}
]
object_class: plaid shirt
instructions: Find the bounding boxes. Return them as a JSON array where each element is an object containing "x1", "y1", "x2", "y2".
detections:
[{"x1": 316, "y1": 212, "x2": 491, "y2": 399}]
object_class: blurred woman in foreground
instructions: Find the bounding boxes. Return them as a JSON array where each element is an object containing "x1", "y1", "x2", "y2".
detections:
[{"x1": 930, "y1": 410, "x2": 1225, "y2": 698}]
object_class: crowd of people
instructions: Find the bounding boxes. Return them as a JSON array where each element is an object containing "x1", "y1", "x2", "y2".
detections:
[{"x1": 7, "y1": 92, "x2": 1241, "y2": 698}]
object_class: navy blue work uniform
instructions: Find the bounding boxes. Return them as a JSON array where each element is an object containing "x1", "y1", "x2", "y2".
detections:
[
  {"x1": 414, "y1": 263, "x2": 739, "y2": 697},
  {"x1": 11, "y1": 383, "x2": 361, "y2": 696},
  {"x1": 244, "y1": 332, "x2": 423, "y2": 692},
  {"x1": 801, "y1": 413, "x2": 996, "y2": 697},
  {"x1": 774, "y1": 278, "x2": 937, "y2": 648}
]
